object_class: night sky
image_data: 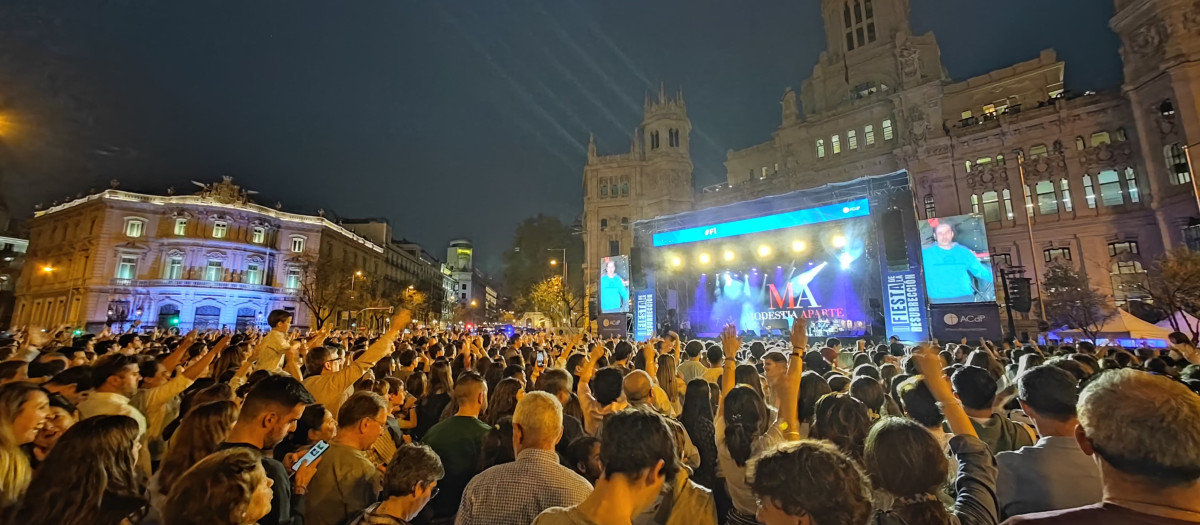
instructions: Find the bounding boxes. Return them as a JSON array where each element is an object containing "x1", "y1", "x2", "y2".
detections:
[{"x1": 0, "y1": 0, "x2": 1121, "y2": 273}]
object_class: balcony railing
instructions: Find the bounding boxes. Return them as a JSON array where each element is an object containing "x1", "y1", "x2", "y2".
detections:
[{"x1": 109, "y1": 278, "x2": 290, "y2": 294}]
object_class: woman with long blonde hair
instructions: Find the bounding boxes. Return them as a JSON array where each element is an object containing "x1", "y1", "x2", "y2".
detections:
[
  {"x1": 10, "y1": 415, "x2": 147, "y2": 525},
  {"x1": 149, "y1": 400, "x2": 239, "y2": 515},
  {"x1": 0, "y1": 382, "x2": 49, "y2": 509}
]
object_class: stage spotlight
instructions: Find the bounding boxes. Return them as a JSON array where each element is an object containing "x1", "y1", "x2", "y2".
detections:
[
  {"x1": 723, "y1": 250, "x2": 735, "y2": 262},
  {"x1": 670, "y1": 256, "x2": 682, "y2": 267},
  {"x1": 839, "y1": 252, "x2": 854, "y2": 269},
  {"x1": 699, "y1": 253, "x2": 711, "y2": 265},
  {"x1": 832, "y1": 235, "x2": 847, "y2": 248},
  {"x1": 757, "y1": 245, "x2": 771, "y2": 257},
  {"x1": 792, "y1": 240, "x2": 805, "y2": 252}
]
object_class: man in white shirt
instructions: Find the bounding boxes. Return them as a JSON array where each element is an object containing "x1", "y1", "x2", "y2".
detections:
[{"x1": 78, "y1": 353, "x2": 147, "y2": 433}]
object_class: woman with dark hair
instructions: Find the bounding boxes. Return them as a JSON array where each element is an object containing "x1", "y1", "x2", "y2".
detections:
[
  {"x1": 273, "y1": 404, "x2": 336, "y2": 462},
  {"x1": 797, "y1": 371, "x2": 831, "y2": 434},
  {"x1": 163, "y1": 447, "x2": 274, "y2": 525},
  {"x1": 678, "y1": 378, "x2": 719, "y2": 490},
  {"x1": 734, "y1": 364, "x2": 766, "y2": 401},
  {"x1": 477, "y1": 417, "x2": 515, "y2": 471},
  {"x1": 563, "y1": 436, "x2": 602, "y2": 485},
  {"x1": 151, "y1": 400, "x2": 239, "y2": 515},
  {"x1": 482, "y1": 377, "x2": 524, "y2": 426},
  {"x1": 716, "y1": 322, "x2": 805, "y2": 525},
  {"x1": 414, "y1": 360, "x2": 454, "y2": 440},
  {"x1": 11, "y1": 415, "x2": 148, "y2": 525},
  {"x1": 405, "y1": 370, "x2": 427, "y2": 399},
  {"x1": 809, "y1": 392, "x2": 871, "y2": 461},
  {"x1": 0, "y1": 382, "x2": 49, "y2": 507},
  {"x1": 866, "y1": 345, "x2": 998, "y2": 525},
  {"x1": 850, "y1": 376, "x2": 887, "y2": 419}
]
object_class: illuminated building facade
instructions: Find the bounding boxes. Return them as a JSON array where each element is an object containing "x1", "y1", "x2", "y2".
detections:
[
  {"x1": 13, "y1": 178, "x2": 384, "y2": 331},
  {"x1": 584, "y1": 0, "x2": 1200, "y2": 323}
]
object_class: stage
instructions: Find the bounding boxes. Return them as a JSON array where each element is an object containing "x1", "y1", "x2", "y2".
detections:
[{"x1": 630, "y1": 171, "x2": 936, "y2": 342}]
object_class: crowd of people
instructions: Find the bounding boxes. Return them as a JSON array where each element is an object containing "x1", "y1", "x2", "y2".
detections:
[{"x1": 0, "y1": 307, "x2": 1199, "y2": 525}]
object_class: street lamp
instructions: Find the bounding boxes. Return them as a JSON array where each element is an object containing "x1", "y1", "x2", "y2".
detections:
[
  {"x1": 470, "y1": 299, "x2": 478, "y2": 307},
  {"x1": 547, "y1": 248, "x2": 567, "y2": 284}
]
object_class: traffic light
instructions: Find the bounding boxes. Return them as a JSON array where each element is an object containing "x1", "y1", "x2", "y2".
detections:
[{"x1": 1007, "y1": 277, "x2": 1032, "y2": 313}]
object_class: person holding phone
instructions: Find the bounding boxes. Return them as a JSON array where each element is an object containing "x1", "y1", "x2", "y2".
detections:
[{"x1": 305, "y1": 392, "x2": 390, "y2": 525}]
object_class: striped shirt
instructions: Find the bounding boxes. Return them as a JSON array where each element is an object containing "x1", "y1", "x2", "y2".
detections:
[{"x1": 456, "y1": 448, "x2": 592, "y2": 525}]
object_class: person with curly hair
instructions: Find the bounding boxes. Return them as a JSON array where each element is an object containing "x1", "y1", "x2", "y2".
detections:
[
  {"x1": 163, "y1": 447, "x2": 275, "y2": 525},
  {"x1": 748, "y1": 440, "x2": 873, "y2": 525}
]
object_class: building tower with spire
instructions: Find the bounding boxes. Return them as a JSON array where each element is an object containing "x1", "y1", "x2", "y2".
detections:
[{"x1": 582, "y1": 84, "x2": 694, "y2": 294}]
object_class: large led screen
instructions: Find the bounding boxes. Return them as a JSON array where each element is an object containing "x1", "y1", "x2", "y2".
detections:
[
  {"x1": 919, "y1": 214, "x2": 995, "y2": 304},
  {"x1": 598, "y1": 255, "x2": 631, "y2": 314}
]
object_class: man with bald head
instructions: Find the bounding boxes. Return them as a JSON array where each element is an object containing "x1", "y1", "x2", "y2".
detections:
[
  {"x1": 456, "y1": 392, "x2": 592, "y2": 525},
  {"x1": 921, "y1": 220, "x2": 992, "y2": 303},
  {"x1": 622, "y1": 370, "x2": 701, "y2": 470}
]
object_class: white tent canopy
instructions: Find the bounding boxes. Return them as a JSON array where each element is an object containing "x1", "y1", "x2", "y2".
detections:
[
  {"x1": 1053, "y1": 309, "x2": 1174, "y2": 341},
  {"x1": 1155, "y1": 310, "x2": 1200, "y2": 335}
]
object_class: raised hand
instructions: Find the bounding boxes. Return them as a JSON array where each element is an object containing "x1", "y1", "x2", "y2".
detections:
[
  {"x1": 720, "y1": 324, "x2": 741, "y2": 361},
  {"x1": 789, "y1": 317, "x2": 808, "y2": 350}
]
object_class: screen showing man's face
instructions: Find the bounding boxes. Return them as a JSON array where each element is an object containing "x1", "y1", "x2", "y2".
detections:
[{"x1": 935, "y1": 224, "x2": 955, "y2": 248}]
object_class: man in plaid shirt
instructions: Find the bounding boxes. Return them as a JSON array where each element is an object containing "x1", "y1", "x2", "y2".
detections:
[{"x1": 455, "y1": 392, "x2": 592, "y2": 525}]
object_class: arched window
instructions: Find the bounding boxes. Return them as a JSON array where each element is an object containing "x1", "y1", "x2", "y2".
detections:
[
  {"x1": 600, "y1": 183, "x2": 608, "y2": 197},
  {"x1": 981, "y1": 191, "x2": 1001, "y2": 223},
  {"x1": 923, "y1": 194, "x2": 936, "y2": 218},
  {"x1": 817, "y1": 139, "x2": 826, "y2": 158},
  {"x1": 621, "y1": 183, "x2": 629, "y2": 196},
  {"x1": 193, "y1": 305, "x2": 222, "y2": 331},
  {"x1": 611, "y1": 183, "x2": 618, "y2": 196},
  {"x1": 1097, "y1": 169, "x2": 1124, "y2": 207},
  {"x1": 865, "y1": 125, "x2": 875, "y2": 145},
  {"x1": 1114, "y1": 128, "x2": 1127, "y2": 141},
  {"x1": 1035, "y1": 180, "x2": 1058, "y2": 215},
  {"x1": 848, "y1": 129, "x2": 858, "y2": 149},
  {"x1": 1165, "y1": 143, "x2": 1192, "y2": 185},
  {"x1": 882, "y1": 119, "x2": 894, "y2": 140},
  {"x1": 1125, "y1": 167, "x2": 1140, "y2": 203},
  {"x1": 650, "y1": 130, "x2": 660, "y2": 150},
  {"x1": 965, "y1": 160, "x2": 973, "y2": 173},
  {"x1": 1002, "y1": 189, "x2": 1014, "y2": 220},
  {"x1": 832, "y1": 134, "x2": 842, "y2": 154},
  {"x1": 1060, "y1": 178, "x2": 1073, "y2": 212},
  {"x1": 971, "y1": 194, "x2": 980, "y2": 214},
  {"x1": 1082, "y1": 174, "x2": 1096, "y2": 209}
]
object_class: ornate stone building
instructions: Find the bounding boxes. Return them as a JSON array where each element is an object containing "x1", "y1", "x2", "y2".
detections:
[
  {"x1": 13, "y1": 178, "x2": 385, "y2": 330},
  {"x1": 582, "y1": 0, "x2": 1200, "y2": 317}
]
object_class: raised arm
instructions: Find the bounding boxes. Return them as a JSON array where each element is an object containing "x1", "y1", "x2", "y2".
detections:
[
  {"x1": 643, "y1": 340, "x2": 658, "y2": 384},
  {"x1": 912, "y1": 344, "x2": 976, "y2": 438},
  {"x1": 779, "y1": 317, "x2": 806, "y2": 439},
  {"x1": 717, "y1": 324, "x2": 741, "y2": 418},
  {"x1": 162, "y1": 329, "x2": 199, "y2": 372},
  {"x1": 181, "y1": 334, "x2": 230, "y2": 380},
  {"x1": 577, "y1": 343, "x2": 605, "y2": 400}
]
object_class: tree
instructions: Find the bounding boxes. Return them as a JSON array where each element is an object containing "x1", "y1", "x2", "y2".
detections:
[
  {"x1": 292, "y1": 255, "x2": 360, "y2": 329},
  {"x1": 525, "y1": 276, "x2": 584, "y2": 328},
  {"x1": 1042, "y1": 262, "x2": 1114, "y2": 342},
  {"x1": 502, "y1": 214, "x2": 585, "y2": 298},
  {"x1": 1134, "y1": 247, "x2": 1200, "y2": 342}
]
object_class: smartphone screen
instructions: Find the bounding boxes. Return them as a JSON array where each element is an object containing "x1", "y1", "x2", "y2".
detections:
[
  {"x1": 536, "y1": 352, "x2": 546, "y2": 367},
  {"x1": 291, "y1": 440, "x2": 329, "y2": 474}
]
